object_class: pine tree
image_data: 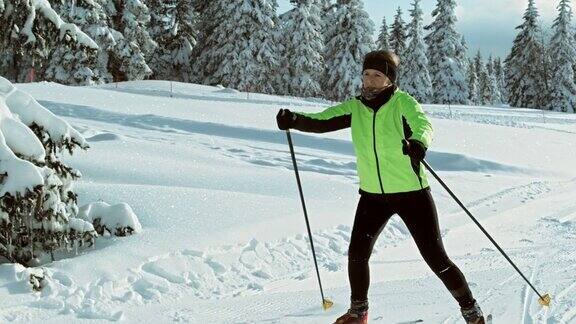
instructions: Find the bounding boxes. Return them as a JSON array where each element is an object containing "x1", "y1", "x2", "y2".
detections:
[
  {"x1": 274, "y1": 5, "x2": 293, "y2": 95},
  {"x1": 279, "y1": 0, "x2": 324, "y2": 97},
  {"x1": 547, "y1": 0, "x2": 576, "y2": 113},
  {"x1": 458, "y1": 35, "x2": 469, "y2": 76},
  {"x1": 249, "y1": 0, "x2": 280, "y2": 94},
  {"x1": 0, "y1": 77, "x2": 96, "y2": 265},
  {"x1": 504, "y1": 0, "x2": 548, "y2": 109},
  {"x1": 148, "y1": 0, "x2": 198, "y2": 81},
  {"x1": 322, "y1": 0, "x2": 374, "y2": 101},
  {"x1": 320, "y1": 0, "x2": 339, "y2": 92},
  {"x1": 390, "y1": 7, "x2": 407, "y2": 56},
  {"x1": 318, "y1": 0, "x2": 334, "y2": 11},
  {"x1": 47, "y1": 0, "x2": 116, "y2": 85},
  {"x1": 319, "y1": 0, "x2": 336, "y2": 43},
  {"x1": 424, "y1": 0, "x2": 468, "y2": 104},
  {"x1": 148, "y1": 0, "x2": 177, "y2": 79},
  {"x1": 493, "y1": 57, "x2": 508, "y2": 104},
  {"x1": 0, "y1": 0, "x2": 98, "y2": 84},
  {"x1": 475, "y1": 51, "x2": 491, "y2": 105},
  {"x1": 171, "y1": 0, "x2": 198, "y2": 82},
  {"x1": 105, "y1": 0, "x2": 156, "y2": 81},
  {"x1": 486, "y1": 55, "x2": 503, "y2": 105},
  {"x1": 205, "y1": 0, "x2": 278, "y2": 93},
  {"x1": 389, "y1": 7, "x2": 407, "y2": 85},
  {"x1": 377, "y1": 17, "x2": 390, "y2": 50},
  {"x1": 467, "y1": 58, "x2": 480, "y2": 105},
  {"x1": 402, "y1": 0, "x2": 432, "y2": 103},
  {"x1": 191, "y1": 1, "x2": 226, "y2": 84},
  {"x1": 192, "y1": 0, "x2": 279, "y2": 92}
]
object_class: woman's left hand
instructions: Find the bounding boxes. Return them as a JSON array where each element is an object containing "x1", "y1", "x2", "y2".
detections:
[{"x1": 402, "y1": 139, "x2": 427, "y2": 162}]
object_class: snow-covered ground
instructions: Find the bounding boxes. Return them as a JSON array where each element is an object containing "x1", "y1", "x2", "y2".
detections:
[{"x1": 1, "y1": 80, "x2": 575, "y2": 323}]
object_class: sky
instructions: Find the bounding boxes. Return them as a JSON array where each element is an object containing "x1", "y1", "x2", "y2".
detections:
[{"x1": 277, "y1": 0, "x2": 559, "y2": 59}]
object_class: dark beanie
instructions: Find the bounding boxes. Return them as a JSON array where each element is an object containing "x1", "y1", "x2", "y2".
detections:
[{"x1": 363, "y1": 50, "x2": 398, "y2": 83}]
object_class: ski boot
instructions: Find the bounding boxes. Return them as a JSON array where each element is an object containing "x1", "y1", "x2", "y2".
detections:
[
  {"x1": 333, "y1": 309, "x2": 368, "y2": 324},
  {"x1": 461, "y1": 300, "x2": 485, "y2": 324}
]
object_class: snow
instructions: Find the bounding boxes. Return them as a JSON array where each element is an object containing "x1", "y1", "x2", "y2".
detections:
[
  {"x1": 3, "y1": 79, "x2": 88, "y2": 150},
  {"x1": 0, "y1": 78, "x2": 45, "y2": 196},
  {"x1": 68, "y1": 218, "x2": 95, "y2": 234},
  {"x1": 77, "y1": 202, "x2": 142, "y2": 235},
  {"x1": 0, "y1": 80, "x2": 575, "y2": 323},
  {"x1": 21, "y1": 0, "x2": 98, "y2": 49}
]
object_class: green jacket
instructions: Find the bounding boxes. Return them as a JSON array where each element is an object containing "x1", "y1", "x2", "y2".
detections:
[{"x1": 294, "y1": 87, "x2": 433, "y2": 194}]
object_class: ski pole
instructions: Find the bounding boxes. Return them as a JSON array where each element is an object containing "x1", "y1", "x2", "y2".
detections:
[
  {"x1": 421, "y1": 158, "x2": 551, "y2": 307},
  {"x1": 286, "y1": 129, "x2": 334, "y2": 311}
]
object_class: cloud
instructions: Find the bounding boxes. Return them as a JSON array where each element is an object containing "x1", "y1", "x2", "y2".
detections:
[{"x1": 457, "y1": 0, "x2": 557, "y2": 25}]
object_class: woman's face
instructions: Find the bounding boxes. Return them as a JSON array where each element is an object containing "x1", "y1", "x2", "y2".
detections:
[{"x1": 362, "y1": 69, "x2": 391, "y2": 89}]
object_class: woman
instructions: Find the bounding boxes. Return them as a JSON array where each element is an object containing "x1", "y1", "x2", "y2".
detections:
[{"x1": 276, "y1": 50, "x2": 485, "y2": 324}]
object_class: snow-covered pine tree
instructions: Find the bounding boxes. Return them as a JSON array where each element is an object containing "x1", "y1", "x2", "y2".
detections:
[
  {"x1": 190, "y1": 1, "x2": 226, "y2": 84},
  {"x1": 402, "y1": 0, "x2": 432, "y2": 103},
  {"x1": 493, "y1": 57, "x2": 508, "y2": 104},
  {"x1": 389, "y1": 8, "x2": 406, "y2": 55},
  {"x1": 458, "y1": 35, "x2": 469, "y2": 76},
  {"x1": 207, "y1": 0, "x2": 278, "y2": 93},
  {"x1": 389, "y1": 7, "x2": 407, "y2": 85},
  {"x1": 318, "y1": 0, "x2": 334, "y2": 12},
  {"x1": 279, "y1": 0, "x2": 324, "y2": 98},
  {"x1": 546, "y1": 0, "x2": 576, "y2": 113},
  {"x1": 467, "y1": 58, "x2": 480, "y2": 105},
  {"x1": 486, "y1": 55, "x2": 503, "y2": 105},
  {"x1": 539, "y1": 28, "x2": 554, "y2": 108},
  {"x1": 318, "y1": 0, "x2": 336, "y2": 43},
  {"x1": 46, "y1": 0, "x2": 115, "y2": 85},
  {"x1": 247, "y1": 0, "x2": 280, "y2": 94},
  {"x1": 193, "y1": 0, "x2": 279, "y2": 93},
  {"x1": 504, "y1": 0, "x2": 548, "y2": 109},
  {"x1": 170, "y1": 0, "x2": 198, "y2": 82},
  {"x1": 319, "y1": 0, "x2": 339, "y2": 91},
  {"x1": 424, "y1": 0, "x2": 468, "y2": 104},
  {"x1": 0, "y1": 0, "x2": 98, "y2": 84},
  {"x1": 274, "y1": 5, "x2": 293, "y2": 95},
  {"x1": 105, "y1": 0, "x2": 156, "y2": 81},
  {"x1": 475, "y1": 51, "x2": 492, "y2": 105},
  {"x1": 147, "y1": 0, "x2": 177, "y2": 79},
  {"x1": 148, "y1": 0, "x2": 198, "y2": 82},
  {"x1": 377, "y1": 17, "x2": 390, "y2": 50},
  {"x1": 0, "y1": 77, "x2": 96, "y2": 266},
  {"x1": 322, "y1": 0, "x2": 374, "y2": 101}
]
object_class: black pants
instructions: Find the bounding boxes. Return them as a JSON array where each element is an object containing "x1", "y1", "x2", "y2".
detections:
[{"x1": 348, "y1": 187, "x2": 475, "y2": 308}]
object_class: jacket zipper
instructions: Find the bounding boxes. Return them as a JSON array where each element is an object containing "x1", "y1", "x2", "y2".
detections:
[{"x1": 372, "y1": 112, "x2": 385, "y2": 194}]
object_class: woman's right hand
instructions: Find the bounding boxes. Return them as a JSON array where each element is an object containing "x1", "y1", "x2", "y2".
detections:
[{"x1": 276, "y1": 109, "x2": 297, "y2": 130}]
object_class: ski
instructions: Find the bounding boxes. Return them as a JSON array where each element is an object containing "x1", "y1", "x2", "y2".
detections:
[{"x1": 394, "y1": 314, "x2": 490, "y2": 324}]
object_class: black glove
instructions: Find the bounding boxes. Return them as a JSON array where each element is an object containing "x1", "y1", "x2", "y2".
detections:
[
  {"x1": 276, "y1": 108, "x2": 298, "y2": 130},
  {"x1": 402, "y1": 139, "x2": 427, "y2": 162}
]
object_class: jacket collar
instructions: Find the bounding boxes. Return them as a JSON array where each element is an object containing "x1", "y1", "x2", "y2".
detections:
[{"x1": 357, "y1": 84, "x2": 398, "y2": 112}]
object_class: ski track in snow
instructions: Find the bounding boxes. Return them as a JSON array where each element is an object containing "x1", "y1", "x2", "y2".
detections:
[
  {"x1": 40, "y1": 99, "x2": 539, "y2": 178},
  {"x1": 2, "y1": 224, "x2": 410, "y2": 322},
  {"x1": 426, "y1": 105, "x2": 576, "y2": 129},
  {"x1": 7, "y1": 190, "x2": 572, "y2": 323}
]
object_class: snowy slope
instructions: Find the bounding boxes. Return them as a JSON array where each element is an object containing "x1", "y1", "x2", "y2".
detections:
[{"x1": 1, "y1": 80, "x2": 575, "y2": 323}]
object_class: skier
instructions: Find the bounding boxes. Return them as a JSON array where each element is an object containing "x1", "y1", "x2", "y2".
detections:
[{"x1": 276, "y1": 50, "x2": 485, "y2": 324}]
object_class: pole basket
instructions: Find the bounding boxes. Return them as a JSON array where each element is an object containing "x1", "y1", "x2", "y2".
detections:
[
  {"x1": 322, "y1": 298, "x2": 334, "y2": 311},
  {"x1": 538, "y1": 294, "x2": 551, "y2": 307}
]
